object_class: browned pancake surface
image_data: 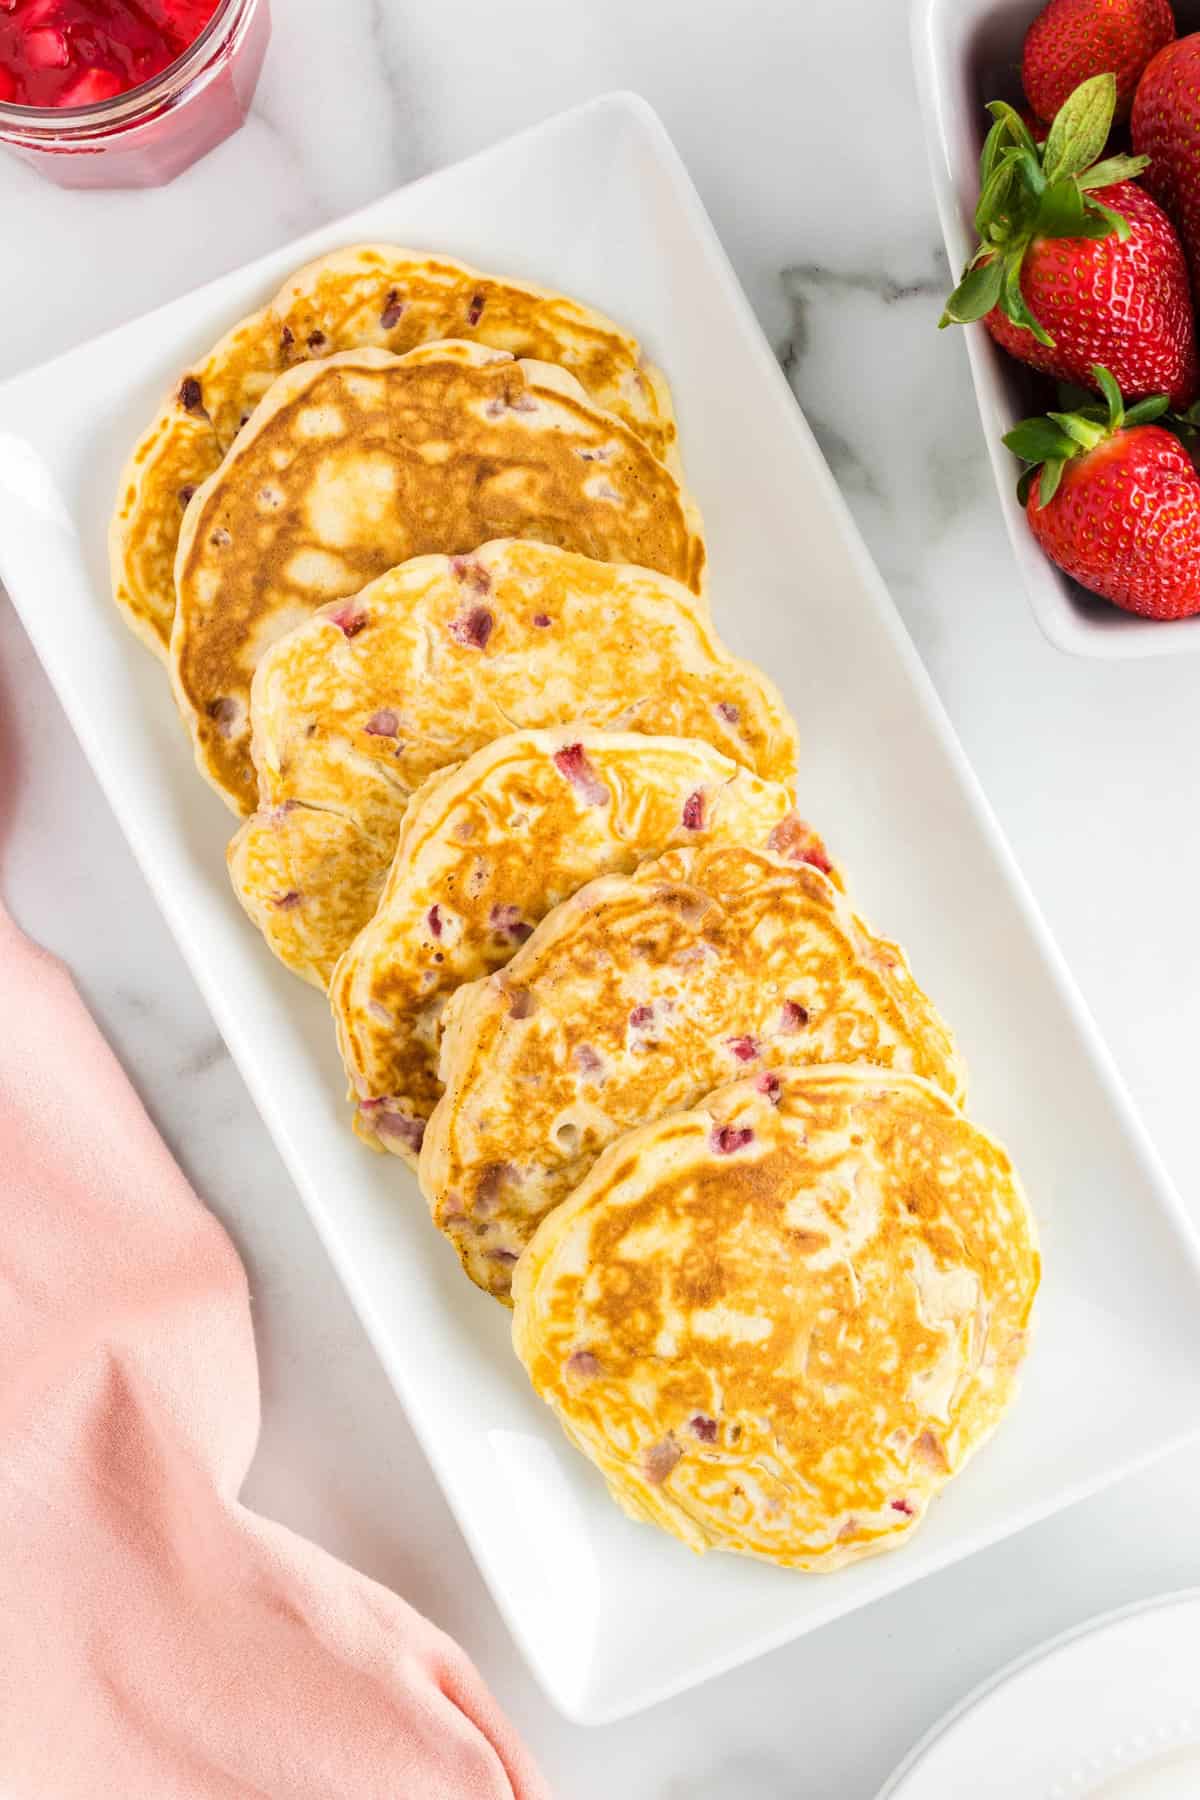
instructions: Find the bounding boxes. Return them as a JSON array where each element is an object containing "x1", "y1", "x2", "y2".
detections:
[
  {"x1": 111, "y1": 243, "x2": 678, "y2": 655},
  {"x1": 331, "y1": 730, "x2": 819, "y2": 1159},
  {"x1": 228, "y1": 542, "x2": 794, "y2": 989},
  {"x1": 423, "y1": 843, "x2": 965, "y2": 1299},
  {"x1": 512, "y1": 1065, "x2": 1038, "y2": 1569},
  {"x1": 172, "y1": 343, "x2": 705, "y2": 812}
]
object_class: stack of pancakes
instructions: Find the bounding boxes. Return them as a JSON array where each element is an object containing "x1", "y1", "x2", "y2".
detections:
[{"x1": 111, "y1": 245, "x2": 1039, "y2": 1574}]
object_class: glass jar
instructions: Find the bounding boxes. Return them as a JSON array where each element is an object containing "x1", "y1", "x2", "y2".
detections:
[{"x1": 0, "y1": 0, "x2": 270, "y2": 189}]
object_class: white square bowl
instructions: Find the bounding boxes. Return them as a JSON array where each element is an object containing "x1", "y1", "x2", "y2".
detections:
[
  {"x1": 2, "y1": 92, "x2": 1200, "y2": 1724},
  {"x1": 912, "y1": 0, "x2": 1200, "y2": 658}
]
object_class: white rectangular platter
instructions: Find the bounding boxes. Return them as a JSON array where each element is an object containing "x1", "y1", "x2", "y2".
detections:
[{"x1": 2, "y1": 92, "x2": 1200, "y2": 1725}]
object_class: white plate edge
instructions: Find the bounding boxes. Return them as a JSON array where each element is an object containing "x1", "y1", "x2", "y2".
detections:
[{"x1": 875, "y1": 1586, "x2": 1200, "y2": 1797}]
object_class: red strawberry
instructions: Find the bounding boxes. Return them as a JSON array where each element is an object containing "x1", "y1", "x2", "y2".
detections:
[
  {"x1": 1023, "y1": 0, "x2": 1174, "y2": 125},
  {"x1": 942, "y1": 78, "x2": 1198, "y2": 408},
  {"x1": 1004, "y1": 365, "x2": 1200, "y2": 619},
  {"x1": 984, "y1": 178, "x2": 1196, "y2": 405},
  {"x1": 1131, "y1": 35, "x2": 1200, "y2": 294}
]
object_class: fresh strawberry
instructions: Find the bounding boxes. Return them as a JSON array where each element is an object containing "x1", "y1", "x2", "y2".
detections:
[
  {"x1": 1004, "y1": 364, "x2": 1200, "y2": 618},
  {"x1": 1131, "y1": 35, "x2": 1200, "y2": 294},
  {"x1": 1023, "y1": 0, "x2": 1174, "y2": 124},
  {"x1": 983, "y1": 177, "x2": 1197, "y2": 402},
  {"x1": 942, "y1": 76, "x2": 1198, "y2": 408}
]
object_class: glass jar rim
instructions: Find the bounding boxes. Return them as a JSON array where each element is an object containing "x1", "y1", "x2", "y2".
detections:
[{"x1": 0, "y1": 0, "x2": 258, "y2": 131}]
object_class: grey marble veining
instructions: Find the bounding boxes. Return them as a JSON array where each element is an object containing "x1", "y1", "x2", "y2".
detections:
[
  {"x1": 779, "y1": 251, "x2": 950, "y2": 355},
  {"x1": 778, "y1": 254, "x2": 948, "y2": 489}
]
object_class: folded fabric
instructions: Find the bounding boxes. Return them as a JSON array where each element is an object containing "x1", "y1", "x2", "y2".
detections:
[{"x1": 0, "y1": 899, "x2": 549, "y2": 1800}]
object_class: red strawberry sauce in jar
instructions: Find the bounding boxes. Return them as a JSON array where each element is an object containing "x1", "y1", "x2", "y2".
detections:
[{"x1": 0, "y1": 0, "x2": 269, "y2": 186}]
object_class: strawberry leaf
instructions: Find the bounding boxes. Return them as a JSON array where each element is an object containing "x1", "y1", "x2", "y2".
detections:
[
  {"x1": 941, "y1": 76, "x2": 1129, "y2": 341},
  {"x1": 1006, "y1": 373, "x2": 1156, "y2": 503},
  {"x1": 938, "y1": 256, "x2": 1005, "y2": 327},
  {"x1": 974, "y1": 155, "x2": 1019, "y2": 238},
  {"x1": 1036, "y1": 458, "x2": 1067, "y2": 506},
  {"x1": 1036, "y1": 176, "x2": 1086, "y2": 238},
  {"x1": 1003, "y1": 418, "x2": 1078, "y2": 462},
  {"x1": 974, "y1": 146, "x2": 1043, "y2": 242},
  {"x1": 1090, "y1": 365, "x2": 1124, "y2": 429},
  {"x1": 984, "y1": 100, "x2": 1040, "y2": 162},
  {"x1": 1002, "y1": 258, "x2": 1055, "y2": 347},
  {"x1": 1085, "y1": 197, "x2": 1132, "y2": 242},
  {"x1": 1123, "y1": 395, "x2": 1170, "y2": 426},
  {"x1": 1013, "y1": 145, "x2": 1046, "y2": 200},
  {"x1": 1041, "y1": 74, "x2": 1117, "y2": 184},
  {"x1": 1070, "y1": 206, "x2": 1128, "y2": 240},
  {"x1": 1076, "y1": 153, "x2": 1150, "y2": 192},
  {"x1": 978, "y1": 114, "x2": 1013, "y2": 191},
  {"x1": 1047, "y1": 408, "x2": 1108, "y2": 451}
]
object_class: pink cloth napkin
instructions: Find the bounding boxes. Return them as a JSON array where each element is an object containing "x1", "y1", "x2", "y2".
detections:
[{"x1": 0, "y1": 899, "x2": 550, "y2": 1800}]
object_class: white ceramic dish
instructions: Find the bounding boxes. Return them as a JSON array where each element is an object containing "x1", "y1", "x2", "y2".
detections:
[
  {"x1": 912, "y1": 0, "x2": 1200, "y2": 659},
  {"x1": 2, "y1": 92, "x2": 1200, "y2": 1725},
  {"x1": 878, "y1": 1588, "x2": 1200, "y2": 1797}
]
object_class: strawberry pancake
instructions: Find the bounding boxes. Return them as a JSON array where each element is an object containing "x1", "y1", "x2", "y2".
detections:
[
  {"x1": 421, "y1": 843, "x2": 965, "y2": 1301},
  {"x1": 228, "y1": 541, "x2": 797, "y2": 992},
  {"x1": 171, "y1": 342, "x2": 705, "y2": 815},
  {"x1": 332, "y1": 728, "x2": 826, "y2": 1164},
  {"x1": 512, "y1": 1066, "x2": 1038, "y2": 1571},
  {"x1": 111, "y1": 243, "x2": 680, "y2": 656}
]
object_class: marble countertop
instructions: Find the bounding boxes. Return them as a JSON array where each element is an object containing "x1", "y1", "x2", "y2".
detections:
[{"x1": 5, "y1": 0, "x2": 1200, "y2": 1793}]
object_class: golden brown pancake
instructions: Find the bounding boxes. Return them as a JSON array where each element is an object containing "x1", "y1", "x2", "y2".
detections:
[
  {"x1": 421, "y1": 843, "x2": 965, "y2": 1300},
  {"x1": 331, "y1": 728, "x2": 828, "y2": 1162},
  {"x1": 512, "y1": 1064, "x2": 1039, "y2": 1570},
  {"x1": 228, "y1": 541, "x2": 797, "y2": 990},
  {"x1": 171, "y1": 341, "x2": 705, "y2": 814},
  {"x1": 111, "y1": 243, "x2": 679, "y2": 656}
]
